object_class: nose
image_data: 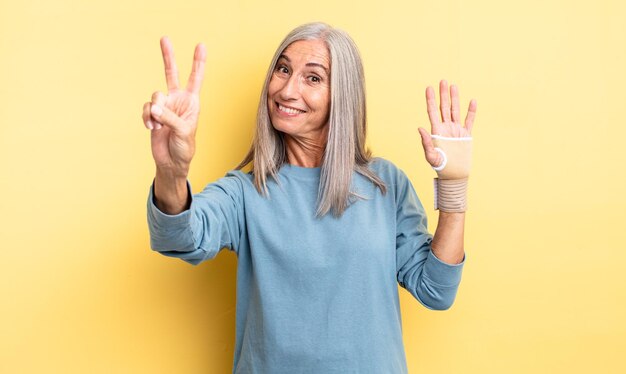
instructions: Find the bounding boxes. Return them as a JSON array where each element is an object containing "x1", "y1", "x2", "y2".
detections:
[{"x1": 278, "y1": 74, "x2": 300, "y2": 101}]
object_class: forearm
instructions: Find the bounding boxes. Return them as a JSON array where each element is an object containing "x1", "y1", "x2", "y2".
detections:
[
  {"x1": 431, "y1": 211, "x2": 465, "y2": 264},
  {"x1": 154, "y1": 167, "x2": 191, "y2": 214}
]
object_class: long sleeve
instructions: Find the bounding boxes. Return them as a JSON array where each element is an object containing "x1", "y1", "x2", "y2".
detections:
[
  {"x1": 142, "y1": 159, "x2": 462, "y2": 372},
  {"x1": 394, "y1": 169, "x2": 465, "y2": 310},
  {"x1": 146, "y1": 173, "x2": 244, "y2": 266}
]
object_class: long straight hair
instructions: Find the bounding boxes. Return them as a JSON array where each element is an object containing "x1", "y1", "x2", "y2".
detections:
[{"x1": 235, "y1": 22, "x2": 387, "y2": 218}]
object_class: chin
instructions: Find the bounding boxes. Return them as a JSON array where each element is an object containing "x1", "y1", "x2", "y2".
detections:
[{"x1": 270, "y1": 119, "x2": 297, "y2": 136}]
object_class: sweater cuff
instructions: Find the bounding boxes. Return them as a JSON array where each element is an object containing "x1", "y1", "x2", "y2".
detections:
[
  {"x1": 147, "y1": 179, "x2": 194, "y2": 227},
  {"x1": 423, "y1": 249, "x2": 465, "y2": 287}
]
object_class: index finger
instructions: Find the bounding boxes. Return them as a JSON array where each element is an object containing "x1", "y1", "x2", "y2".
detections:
[
  {"x1": 160, "y1": 36, "x2": 180, "y2": 92},
  {"x1": 186, "y1": 43, "x2": 206, "y2": 95},
  {"x1": 464, "y1": 99, "x2": 477, "y2": 134},
  {"x1": 425, "y1": 86, "x2": 441, "y2": 131}
]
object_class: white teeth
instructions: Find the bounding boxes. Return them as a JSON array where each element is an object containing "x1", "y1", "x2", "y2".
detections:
[{"x1": 278, "y1": 104, "x2": 304, "y2": 115}]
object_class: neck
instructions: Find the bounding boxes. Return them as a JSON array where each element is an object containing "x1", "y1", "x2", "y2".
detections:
[{"x1": 283, "y1": 128, "x2": 328, "y2": 167}]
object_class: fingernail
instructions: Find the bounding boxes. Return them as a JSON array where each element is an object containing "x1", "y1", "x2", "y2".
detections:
[
  {"x1": 151, "y1": 104, "x2": 162, "y2": 117},
  {"x1": 154, "y1": 123, "x2": 162, "y2": 130},
  {"x1": 146, "y1": 119, "x2": 154, "y2": 130}
]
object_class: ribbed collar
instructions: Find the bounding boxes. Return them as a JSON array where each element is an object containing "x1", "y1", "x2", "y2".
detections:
[{"x1": 279, "y1": 163, "x2": 321, "y2": 180}]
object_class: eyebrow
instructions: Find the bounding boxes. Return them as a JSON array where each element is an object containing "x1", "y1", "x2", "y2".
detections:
[{"x1": 278, "y1": 54, "x2": 329, "y2": 75}]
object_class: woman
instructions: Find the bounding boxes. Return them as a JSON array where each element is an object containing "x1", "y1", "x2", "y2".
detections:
[{"x1": 142, "y1": 22, "x2": 476, "y2": 374}]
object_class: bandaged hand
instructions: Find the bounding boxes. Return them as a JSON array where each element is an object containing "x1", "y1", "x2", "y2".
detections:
[{"x1": 418, "y1": 80, "x2": 477, "y2": 213}]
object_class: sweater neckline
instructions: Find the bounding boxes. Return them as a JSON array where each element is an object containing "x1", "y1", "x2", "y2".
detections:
[{"x1": 279, "y1": 163, "x2": 321, "y2": 180}]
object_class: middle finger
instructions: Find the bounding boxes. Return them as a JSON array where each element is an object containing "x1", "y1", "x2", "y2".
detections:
[
  {"x1": 439, "y1": 79, "x2": 451, "y2": 123},
  {"x1": 186, "y1": 43, "x2": 207, "y2": 95},
  {"x1": 450, "y1": 84, "x2": 460, "y2": 124}
]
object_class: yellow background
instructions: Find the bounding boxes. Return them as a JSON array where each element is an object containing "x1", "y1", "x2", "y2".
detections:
[{"x1": 1, "y1": 0, "x2": 625, "y2": 372}]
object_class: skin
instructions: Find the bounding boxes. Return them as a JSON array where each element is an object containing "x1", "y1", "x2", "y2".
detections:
[
  {"x1": 417, "y1": 80, "x2": 477, "y2": 265},
  {"x1": 267, "y1": 39, "x2": 331, "y2": 168},
  {"x1": 142, "y1": 37, "x2": 477, "y2": 265},
  {"x1": 141, "y1": 36, "x2": 206, "y2": 215}
]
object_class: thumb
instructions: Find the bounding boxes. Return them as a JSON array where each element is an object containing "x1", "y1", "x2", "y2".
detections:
[
  {"x1": 151, "y1": 104, "x2": 184, "y2": 132},
  {"x1": 418, "y1": 127, "x2": 433, "y2": 150},
  {"x1": 418, "y1": 127, "x2": 442, "y2": 167}
]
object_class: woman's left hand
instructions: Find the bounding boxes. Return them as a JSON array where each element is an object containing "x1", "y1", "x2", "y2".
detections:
[{"x1": 418, "y1": 79, "x2": 477, "y2": 168}]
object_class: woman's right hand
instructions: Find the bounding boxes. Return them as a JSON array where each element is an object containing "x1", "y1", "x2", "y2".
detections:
[{"x1": 142, "y1": 36, "x2": 206, "y2": 178}]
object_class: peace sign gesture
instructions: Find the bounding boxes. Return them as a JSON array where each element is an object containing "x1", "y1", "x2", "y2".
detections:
[
  {"x1": 417, "y1": 80, "x2": 477, "y2": 168},
  {"x1": 141, "y1": 36, "x2": 206, "y2": 177}
]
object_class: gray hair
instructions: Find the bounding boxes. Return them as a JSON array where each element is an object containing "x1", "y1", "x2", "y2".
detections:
[{"x1": 235, "y1": 22, "x2": 387, "y2": 218}]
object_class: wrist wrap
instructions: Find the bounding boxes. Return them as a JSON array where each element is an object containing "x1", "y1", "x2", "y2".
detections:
[{"x1": 431, "y1": 135, "x2": 472, "y2": 212}]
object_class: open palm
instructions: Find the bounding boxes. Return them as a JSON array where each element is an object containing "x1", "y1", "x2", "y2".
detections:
[
  {"x1": 142, "y1": 36, "x2": 206, "y2": 176},
  {"x1": 418, "y1": 80, "x2": 477, "y2": 168}
]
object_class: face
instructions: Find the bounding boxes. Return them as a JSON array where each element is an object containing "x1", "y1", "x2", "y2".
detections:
[{"x1": 267, "y1": 39, "x2": 331, "y2": 141}]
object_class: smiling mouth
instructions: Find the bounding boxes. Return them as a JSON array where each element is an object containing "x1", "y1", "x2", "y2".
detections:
[{"x1": 277, "y1": 102, "x2": 306, "y2": 115}]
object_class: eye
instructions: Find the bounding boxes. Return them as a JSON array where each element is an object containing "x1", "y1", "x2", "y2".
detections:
[
  {"x1": 276, "y1": 65, "x2": 289, "y2": 74},
  {"x1": 308, "y1": 75, "x2": 321, "y2": 83}
]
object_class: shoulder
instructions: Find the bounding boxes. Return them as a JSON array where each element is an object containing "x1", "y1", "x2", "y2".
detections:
[
  {"x1": 224, "y1": 169, "x2": 254, "y2": 183},
  {"x1": 198, "y1": 169, "x2": 254, "y2": 198},
  {"x1": 366, "y1": 157, "x2": 420, "y2": 206},
  {"x1": 367, "y1": 156, "x2": 409, "y2": 185}
]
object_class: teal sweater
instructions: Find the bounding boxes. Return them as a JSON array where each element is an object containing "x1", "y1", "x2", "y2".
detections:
[{"x1": 147, "y1": 157, "x2": 465, "y2": 373}]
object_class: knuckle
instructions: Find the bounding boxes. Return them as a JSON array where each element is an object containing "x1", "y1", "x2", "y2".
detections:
[{"x1": 151, "y1": 91, "x2": 164, "y2": 103}]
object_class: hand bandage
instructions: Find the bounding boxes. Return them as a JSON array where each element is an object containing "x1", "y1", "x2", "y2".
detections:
[{"x1": 431, "y1": 135, "x2": 472, "y2": 212}]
